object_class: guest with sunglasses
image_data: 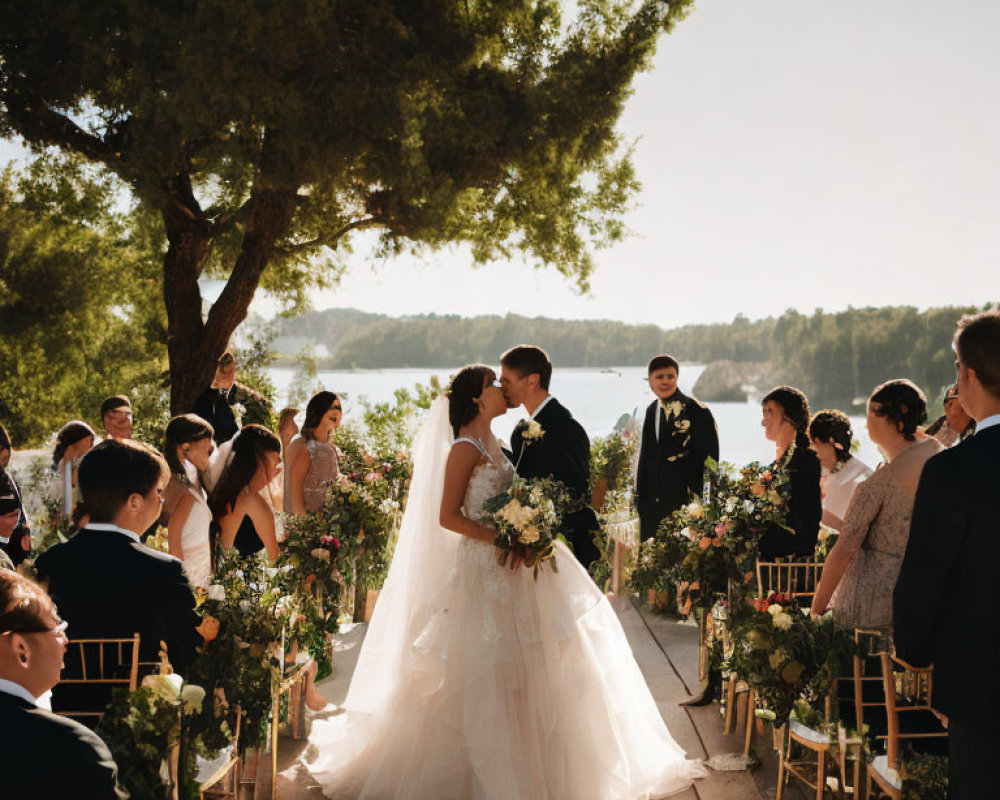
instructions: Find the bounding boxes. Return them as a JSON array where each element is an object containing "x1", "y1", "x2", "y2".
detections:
[{"x1": 0, "y1": 570, "x2": 127, "y2": 798}]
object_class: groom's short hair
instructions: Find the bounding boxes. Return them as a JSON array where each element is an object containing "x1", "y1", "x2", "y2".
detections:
[
  {"x1": 648, "y1": 354, "x2": 679, "y2": 375},
  {"x1": 78, "y1": 439, "x2": 167, "y2": 522},
  {"x1": 501, "y1": 345, "x2": 553, "y2": 391}
]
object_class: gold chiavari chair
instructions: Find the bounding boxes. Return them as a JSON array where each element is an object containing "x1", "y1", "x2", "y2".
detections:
[
  {"x1": 55, "y1": 633, "x2": 141, "y2": 726},
  {"x1": 198, "y1": 704, "x2": 243, "y2": 799},
  {"x1": 774, "y1": 628, "x2": 883, "y2": 800},
  {"x1": 866, "y1": 653, "x2": 948, "y2": 799}
]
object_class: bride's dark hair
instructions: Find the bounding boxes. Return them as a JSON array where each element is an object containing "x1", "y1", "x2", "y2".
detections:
[{"x1": 447, "y1": 365, "x2": 495, "y2": 437}]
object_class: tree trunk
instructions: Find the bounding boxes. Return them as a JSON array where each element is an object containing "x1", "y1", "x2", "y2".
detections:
[{"x1": 164, "y1": 186, "x2": 298, "y2": 414}]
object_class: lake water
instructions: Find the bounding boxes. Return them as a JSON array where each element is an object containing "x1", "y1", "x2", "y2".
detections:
[{"x1": 266, "y1": 365, "x2": 883, "y2": 471}]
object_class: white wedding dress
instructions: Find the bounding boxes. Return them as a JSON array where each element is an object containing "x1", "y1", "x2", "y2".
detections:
[{"x1": 306, "y1": 399, "x2": 705, "y2": 799}]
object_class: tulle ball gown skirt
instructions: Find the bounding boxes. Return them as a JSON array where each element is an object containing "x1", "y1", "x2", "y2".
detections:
[{"x1": 306, "y1": 540, "x2": 705, "y2": 799}]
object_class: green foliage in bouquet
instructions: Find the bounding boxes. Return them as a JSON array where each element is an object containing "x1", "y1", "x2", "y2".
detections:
[
  {"x1": 482, "y1": 477, "x2": 581, "y2": 578},
  {"x1": 900, "y1": 747, "x2": 949, "y2": 800},
  {"x1": 97, "y1": 673, "x2": 226, "y2": 800},
  {"x1": 189, "y1": 550, "x2": 288, "y2": 750},
  {"x1": 630, "y1": 461, "x2": 794, "y2": 612},
  {"x1": 727, "y1": 594, "x2": 855, "y2": 727}
]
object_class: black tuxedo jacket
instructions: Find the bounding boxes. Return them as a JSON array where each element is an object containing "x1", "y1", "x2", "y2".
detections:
[
  {"x1": 35, "y1": 527, "x2": 202, "y2": 715},
  {"x1": 193, "y1": 385, "x2": 239, "y2": 444},
  {"x1": 757, "y1": 437, "x2": 822, "y2": 560},
  {"x1": 893, "y1": 424, "x2": 1000, "y2": 725},
  {"x1": 0, "y1": 691, "x2": 127, "y2": 799},
  {"x1": 510, "y1": 398, "x2": 600, "y2": 568},
  {"x1": 635, "y1": 392, "x2": 719, "y2": 540}
]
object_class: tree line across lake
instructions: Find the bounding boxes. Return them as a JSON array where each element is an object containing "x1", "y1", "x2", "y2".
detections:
[{"x1": 279, "y1": 304, "x2": 988, "y2": 410}]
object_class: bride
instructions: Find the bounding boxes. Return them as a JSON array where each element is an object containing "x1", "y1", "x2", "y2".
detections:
[{"x1": 306, "y1": 366, "x2": 705, "y2": 799}]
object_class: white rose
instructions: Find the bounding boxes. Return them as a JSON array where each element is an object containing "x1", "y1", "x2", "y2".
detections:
[
  {"x1": 518, "y1": 525, "x2": 541, "y2": 545},
  {"x1": 771, "y1": 612, "x2": 794, "y2": 631},
  {"x1": 206, "y1": 584, "x2": 226, "y2": 602},
  {"x1": 684, "y1": 501, "x2": 705, "y2": 520}
]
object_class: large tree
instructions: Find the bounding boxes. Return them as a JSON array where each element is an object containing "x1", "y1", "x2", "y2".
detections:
[{"x1": 0, "y1": 0, "x2": 692, "y2": 412}]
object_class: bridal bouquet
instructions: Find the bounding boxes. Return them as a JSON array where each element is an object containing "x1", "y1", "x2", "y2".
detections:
[{"x1": 482, "y1": 477, "x2": 578, "y2": 577}]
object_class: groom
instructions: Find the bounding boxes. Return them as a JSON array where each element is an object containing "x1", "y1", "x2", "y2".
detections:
[{"x1": 500, "y1": 345, "x2": 601, "y2": 570}]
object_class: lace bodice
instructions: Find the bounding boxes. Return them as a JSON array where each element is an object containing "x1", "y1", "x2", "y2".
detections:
[
  {"x1": 455, "y1": 437, "x2": 515, "y2": 522},
  {"x1": 303, "y1": 439, "x2": 339, "y2": 513}
]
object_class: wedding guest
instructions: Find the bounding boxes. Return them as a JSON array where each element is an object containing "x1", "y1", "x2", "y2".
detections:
[
  {"x1": 209, "y1": 425, "x2": 282, "y2": 561},
  {"x1": 0, "y1": 571, "x2": 128, "y2": 799},
  {"x1": 895, "y1": 310, "x2": 1000, "y2": 799},
  {"x1": 193, "y1": 351, "x2": 244, "y2": 444},
  {"x1": 100, "y1": 395, "x2": 134, "y2": 441},
  {"x1": 35, "y1": 439, "x2": 206, "y2": 716},
  {"x1": 758, "y1": 386, "x2": 822, "y2": 560},
  {"x1": 288, "y1": 392, "x2": 342, "y2": 516},
  {"x1": 52, "y1": 421, "x2": 97, "y2": 517},
  {"x1": 163, "y1": 415, "x2": 215, "y2": 587},
  {"x1": 0, "y1": 423, "x2": 31, "y2": 568},
  {"x1": 925, "y1": 383, "x2": 976, "y2": 446},
  {"x1": 1, "y1": 484, "x2": 22, "y2": 571},
  {"x1": 809, "y1": 410, "x2": 872, "y2": 531},
  {"x1": 278, "y1": 407, "x2": 300, "y2": 511},
  {"x1": 811, "y1": 381, "x2": 940, "y2": 630},
  {"x1": 636, "y1": 354, "x2": 719, "y2": 541}
]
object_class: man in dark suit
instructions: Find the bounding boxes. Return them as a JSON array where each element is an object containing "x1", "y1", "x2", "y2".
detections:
[
  {"x1": 193, "y1": 351, "x2": 241, "y2": 444},
  {"x1": 501, "y1": 345, "x2": 601, "y2": 570},
  {"x1": 36, "y1": 439, "x2": 205, "y2": 718},
  {"x1": 894, "y1": 308, "x2": 1000, "y2": 800},
  {"x1": 635, "y1": 354, "x2": 719, "y2": 542},
  {"x1": 0, "y1": 569, "x2": 127, "y2": 798}
]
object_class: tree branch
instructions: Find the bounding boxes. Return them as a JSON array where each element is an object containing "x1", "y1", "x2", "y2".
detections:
[
  {"x1": 275, "y1": 216, "x2": 381, "y2": 256},
  {"x1": 2, "y1": 96, "x2": 121, "y2": 168}
]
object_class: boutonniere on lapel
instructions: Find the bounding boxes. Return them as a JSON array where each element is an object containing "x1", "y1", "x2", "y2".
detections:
[
  {"x1": 232, "y1": 402, "x2": 247, "y2": 425},
  {"x1": 660, "y1": 398, "x2": 692, "y2": 462},
  {"x1": 522, "y1": 419, "x2": 545, "y2": 442}
]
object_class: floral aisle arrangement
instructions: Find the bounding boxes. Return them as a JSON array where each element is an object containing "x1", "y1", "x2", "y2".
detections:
[
  {"x1": 631, "y1": 461, "x2": 794, "y2": 612},
  {"x1": 726, "y1": 593, "x2": 855, "y2": 727},
  {"x1": 482, "y1": 477, "x2": 580, "y2": 577},
  {"x1": 97, "y1": 672, "x2": 227, "y2": 800},
  {"x1": 588, "y1": 428, "x2": 639, "y2": 587}
]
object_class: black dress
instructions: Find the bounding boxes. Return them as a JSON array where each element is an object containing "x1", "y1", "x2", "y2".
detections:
[
  {"x1": 233, "y1": 514, "x2": 264, "y2": 557},
  {"x1": 758, "y1": 433, "x2": 822, "y2": 561}
]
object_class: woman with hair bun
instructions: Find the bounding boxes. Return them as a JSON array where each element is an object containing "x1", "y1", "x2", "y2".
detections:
[
  {"x1": 51, "y1": 421, "x2": 96, "y2": 517},
  {"x1": 811, "y1": 379, "x2": 942, "y2": 631},
  {"x1": 809, "y1": 409, "x2": 873, "y2": 531},
  {"x1": 163, "y1": 414, "x2": 215, "y2": 586},
  {"x1": 209, "y1": 425, "x2": 282, "y2": 561},
  {"x1": 758, "y1": 386, "x2": 823, "y2": 560}
]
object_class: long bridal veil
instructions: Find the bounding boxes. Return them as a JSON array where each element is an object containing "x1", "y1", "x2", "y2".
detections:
[{"x1": 338, "y1": 395, "x2": 460, "y2": 714}]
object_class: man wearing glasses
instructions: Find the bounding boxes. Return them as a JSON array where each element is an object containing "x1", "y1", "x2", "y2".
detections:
[
  {"x1": 100, "y1": 395, "x2": 134, "y2": 441},
  {"x1": 0, "y1": 570, "x2": 127, "y2": 798}
]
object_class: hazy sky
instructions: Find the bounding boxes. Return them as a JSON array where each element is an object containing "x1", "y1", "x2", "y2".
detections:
[{"x1": 4, "y1": 1, "x2": 998, "y2": 326}]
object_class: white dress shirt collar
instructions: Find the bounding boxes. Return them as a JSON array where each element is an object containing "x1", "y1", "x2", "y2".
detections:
[
  {"x1": 0, "y1": 678, "x2": 40, "y2": 706},
  {"x1": 976, "y1": 413, "x2": 1000, "y2": 434},
  {"x1": 530, "y1": 394, "x2": 555, "y2": 420},
  {"x1": 84, "y1": 522, "x2": 141, "y2": 543}
]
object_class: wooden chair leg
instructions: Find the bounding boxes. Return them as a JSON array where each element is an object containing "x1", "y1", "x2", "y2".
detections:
[
  {"x1": 743, "y1": 687, "x2": 756, "y2": 756},
  {"x1": 775, "y1": 726, "x2": 788, "y2": 800},
  {"x1": 816, "y1": 749, "x2": 826, "y2": 800},
  {"x1": 723, "y1": 675, "x2": 736, "y2": 734}
]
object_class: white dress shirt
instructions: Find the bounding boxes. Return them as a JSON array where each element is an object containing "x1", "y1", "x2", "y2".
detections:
[
  {"x1": 84, "y1": 522, "x2": 141, "y2": 543},
  {"x1": 530, "y1": 394, "x2": 555, "y2": 420},
  {"x1": 0, "y1": 678, "x2": 39, "y2": 706},
  {"x1": 976, "y1": 413, "x2": 1000, "y2": 434}
]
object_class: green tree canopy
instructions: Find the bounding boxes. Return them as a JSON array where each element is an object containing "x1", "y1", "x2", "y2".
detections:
[{"x1": 0, "y1": 0, "x2": 693, "y2": 411}]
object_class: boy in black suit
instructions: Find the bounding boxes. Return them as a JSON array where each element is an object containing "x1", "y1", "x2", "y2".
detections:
[
  {"x1": 36, "y1": 439, "x2": 205, "y2": 718},
  {"x1": 0, "y1": 569, "x2": 127, "y2": 798},
  {"x1": 894, "y1": 308, "x2": 1000, "y2": 800},
  {"x1": 635, "y1": 355, "x2": 719, "y2": 542}
]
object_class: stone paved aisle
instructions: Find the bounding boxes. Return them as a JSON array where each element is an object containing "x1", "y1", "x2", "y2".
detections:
[{"x1": 255, "y1": 600, "x2": 768, "y2": 800}]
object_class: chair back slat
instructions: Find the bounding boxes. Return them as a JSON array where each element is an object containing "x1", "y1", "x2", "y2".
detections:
[
  {"x1": 880, "y1": 652, "x2": 948, "y2": 770},
  {"x1": 56, "y1": 634, "x2": 141, "y2": 725},
  {"x1": 755, "y1": 558, "x2": 823, "y2": 601}
]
